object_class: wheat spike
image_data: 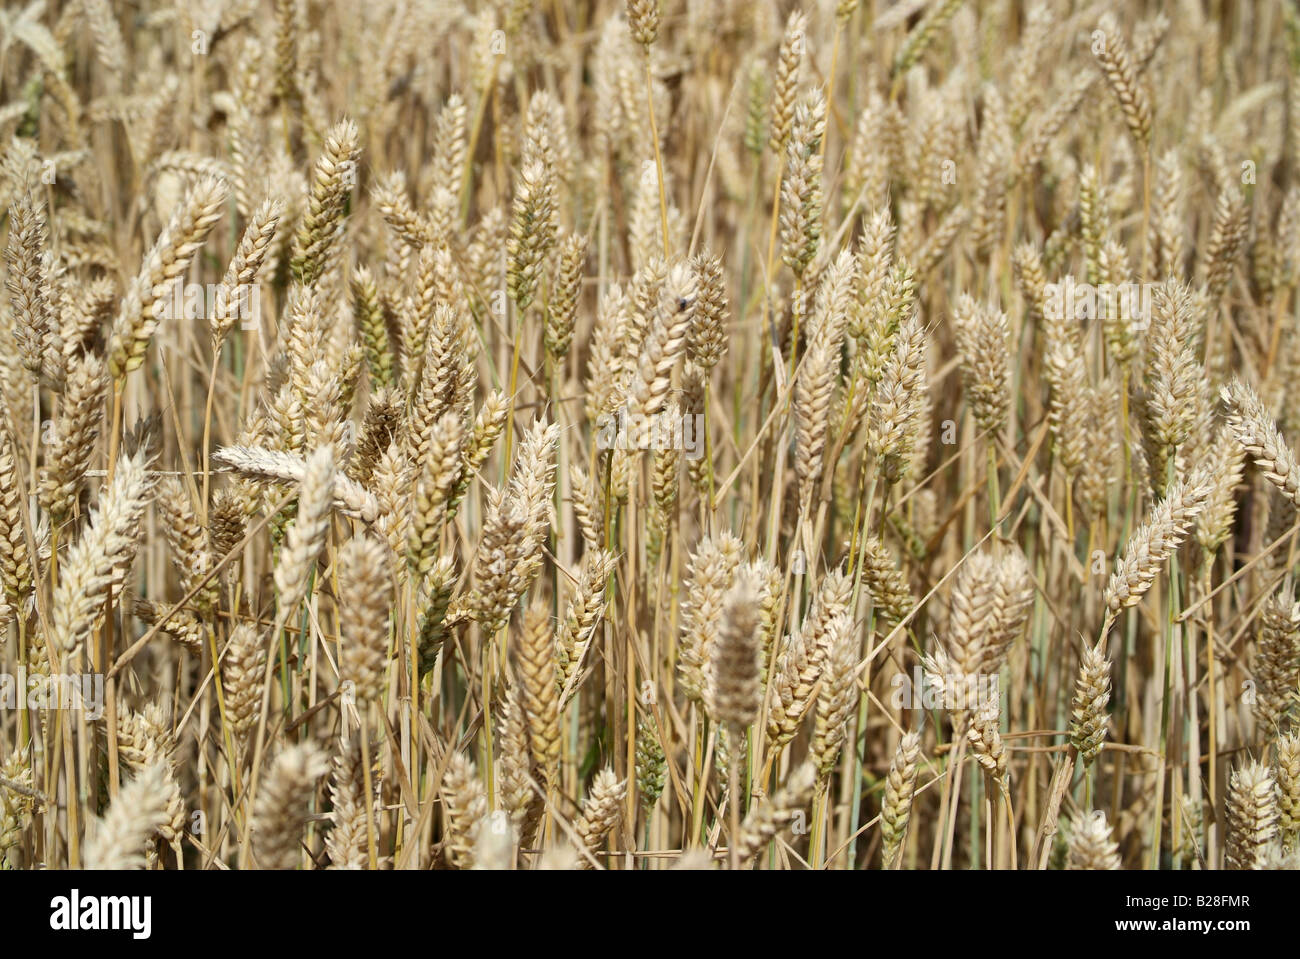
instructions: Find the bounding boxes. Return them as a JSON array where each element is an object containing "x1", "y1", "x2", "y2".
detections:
[
  {"x1": 880, "y1": 731, "x2": 922, "y2": 869},
  {"x1": 1222, "y1": 378, "x2": 1300, "y2": 507},
  {"x1": 272, "y1": 446, "x2": 334, "y2": 614},
  {"x1": 51, "y1": 448, "x2": 154, "y2": 664},
  {"x1": 115, "y1": 704, "x2": 186, "y2": 861},
  {"x1": 290, "y1": 118, "x2": 360, "y2": 286},
  {"x1": 132, "y1": 597, "x2": 204, "y2": 655},
  {"x1": 108, "y1": 176, "x2": 228, "y2": 379},
  {"x1": 679, "y1": 531, "x2": 744, "y2": 703},
  {"x1": 573, "y1": 767, "x2": 627, "y2": 867},
  {"x1": 1253, "y1": 593, "x2": 1300, "y2": 731},
  {"x1": 1275, "y1": 732, "x2": 1300, "y2": 851},
  {"x1": 1066, "y1": 810, "x2": 1122, "y2": 870},
  {"x1": 83, "y1": 762, "x2": 173, "y2": 870},
  {"x1": 952, "y1": 293, "x2": 1010, "y2": 437},
  {"x1": 705, "y1": 569, "x2": 764, "y2": 732},
  {"x1": 1093, "y1": 13, "x2": 1152, "y2": 147},
  {"x1": 38, "y1": 354, "x2": 105, "y2": 522},
  {"x1": 339, "y1": 534, "x2": 392, "y2": 705},
  {"x1": 1103, "y1": 465, "x2": 1214, "y2": 619},
  {"x1": 810, "y1": 612, "x2": 858, "y2": 780},
  {"x1": 4, "y1": 191, "x2": 53, "y2": 380},
  {"x1": 515, "y1": 599, "x2": 561, "y2": 785},
  {"x1": 0, "y1": 439, "x2": 33, "y2": 611},
  {"x1": 326, "y1": 739, "x2": 377, "y2": 869},
  {"x1": 1070, "y1": 642, "x2": 1112, "y2": 766},
  {"x1": 734, "y1": 762, "x2": 817, "y2": 864},
  {"x1": 768, "y1": 11, "x2": 808, "y2": 156},
  {"x1": 441, "y1": 753, "x2": 488, "y2": 869},
  {"x1": 506, "y1": 159, "x2": 557, "y2": 312},
  {"x1": 222, "y1": 623, "x2": 266, "y2": 744},
  {"x1": 252, "y1": 744, "x2": 328, "y2": 870}
]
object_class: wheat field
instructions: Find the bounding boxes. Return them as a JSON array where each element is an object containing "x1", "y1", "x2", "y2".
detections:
[{"x1": 0, "y1": 0, "x2": 1297, "y2": 871}]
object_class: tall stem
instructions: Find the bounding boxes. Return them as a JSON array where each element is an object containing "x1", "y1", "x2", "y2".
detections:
[{"x1": 645, "y1": 55, "x2": 670, "y2": 256}]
